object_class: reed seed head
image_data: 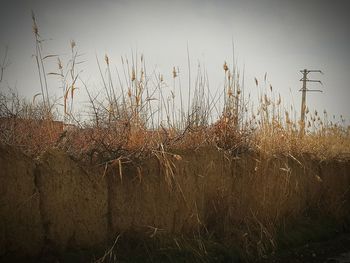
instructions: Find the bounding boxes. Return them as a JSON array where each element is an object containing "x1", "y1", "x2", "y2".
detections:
[
  {"x1": 172, "y1": 67, "x2": 177, "y2": 78},
  {"x1": 254, "y1": 77, "x2": 258, "y2": 87},
  {"x1": 223, "y1": 61, "x2": 229, "y2": 72},
  {"x1": 131, "y1": 68, "x2": 136, "y2": 81},
  {"x1": 105, "y1": 54, "x2": 109, "y2": 65},
  {"x1": 70, "y1": 40, "x2": 76, "y2": 50}
]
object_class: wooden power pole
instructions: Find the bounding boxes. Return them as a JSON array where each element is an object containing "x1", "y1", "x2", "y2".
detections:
[{"x1": 299, "y1": 69, "x2": 323, "y2": 134}]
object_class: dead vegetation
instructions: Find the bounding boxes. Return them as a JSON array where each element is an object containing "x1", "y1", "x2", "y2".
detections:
[{"x1": 0, "y1": 12, "x2": 349, "y2": 262}]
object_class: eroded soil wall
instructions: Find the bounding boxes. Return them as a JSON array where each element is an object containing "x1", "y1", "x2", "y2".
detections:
[{"x1": 1, "y1": 144, "x2": 349, "y2": 260}]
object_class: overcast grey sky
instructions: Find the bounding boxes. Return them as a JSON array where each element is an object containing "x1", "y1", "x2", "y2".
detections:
[{"x1": 0, "y1": 0, "x2": 349, "y2": 121}]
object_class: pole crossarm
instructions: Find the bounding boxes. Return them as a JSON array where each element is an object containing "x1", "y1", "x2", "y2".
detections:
[
  {"x1": 306, "y1": 89, "x2": 323, "y2": 92},
  {"x1": 299, "y1": 79, "x2": 322, "y2": 83},
  {"x1": 299, "y1": 70, "x2": 324, "y2": 74}
]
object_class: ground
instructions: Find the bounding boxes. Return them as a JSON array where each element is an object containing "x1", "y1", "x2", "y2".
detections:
[{"x1": 260, "y1": 233, "x2": 350, "y2": 263}]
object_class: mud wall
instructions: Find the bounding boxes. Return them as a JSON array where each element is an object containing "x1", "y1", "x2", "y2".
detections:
[
  {"x1": 0, "y1": 145, "x2": 43, "y2": 257},
  {"x1": 0, "y1": 144, "x2": 350, "y2": 259}
]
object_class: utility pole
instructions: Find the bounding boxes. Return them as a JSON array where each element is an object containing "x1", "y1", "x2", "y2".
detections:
[{"x1": 299, "y1": 69, "x2": 323, "y2": 134}]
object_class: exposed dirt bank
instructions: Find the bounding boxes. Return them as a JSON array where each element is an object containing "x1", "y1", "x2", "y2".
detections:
[{"x1": 0, "y1": 144, "x2": 349, "y2": 262}]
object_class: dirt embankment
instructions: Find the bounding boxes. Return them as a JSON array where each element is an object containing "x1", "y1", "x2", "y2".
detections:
[
  {"x1": 0, "y1": 145, "x2": 44, "y2": 258},
  {"x1": 0, "y1": 145, "x2": 108, "y2": 260},
  {"x1": 0, "y1": 144, "x2": 350, "y2": 262}
]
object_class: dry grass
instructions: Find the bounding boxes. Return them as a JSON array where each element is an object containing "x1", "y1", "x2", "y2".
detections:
[
  {"x1": 0, "y1": 13, "x2": 348, "y2": 160},
  {"x1": 0, "y1": 13, "x2": 349, "y2": 262}
]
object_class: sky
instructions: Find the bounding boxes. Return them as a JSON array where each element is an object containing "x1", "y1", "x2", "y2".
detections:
[{"x1": 0, "y1": 0, "x2": 349, "y2": 122}]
